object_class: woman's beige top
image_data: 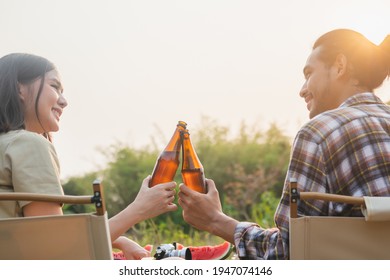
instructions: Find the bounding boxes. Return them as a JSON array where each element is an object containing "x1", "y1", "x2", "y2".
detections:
[{"x1": 0, "y1": 130, "x2": 63, "y2": 218}]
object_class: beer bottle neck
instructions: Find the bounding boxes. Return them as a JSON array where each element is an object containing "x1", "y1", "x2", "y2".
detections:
[
  {"x1": 164, "y1": 124, "x2": 186, "y2": 152},
  {"x1": 181, "y1": 131, "x2": 202, "y2": 169}
]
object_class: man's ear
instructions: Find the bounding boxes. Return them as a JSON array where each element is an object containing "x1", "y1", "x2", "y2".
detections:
[{"x1": 333, "y1": 53, "x2": 349, "y2": 78}]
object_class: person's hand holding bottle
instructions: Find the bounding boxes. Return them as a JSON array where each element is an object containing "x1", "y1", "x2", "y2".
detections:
[
  {"x1": 109, "y1": 176, "x2": 177, "y2": 242},
  {"x1": 178, "y1": 178, "x2": 238, "y2": 244}
]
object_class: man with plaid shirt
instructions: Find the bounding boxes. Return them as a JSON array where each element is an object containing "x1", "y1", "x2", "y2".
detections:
[{"x1": 178, "y1": 29, "x2": 390, "y2": 259}]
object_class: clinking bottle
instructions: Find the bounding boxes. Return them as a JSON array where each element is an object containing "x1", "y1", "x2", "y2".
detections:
[
  {"x1": 181, "y1": 129, "x2": 206, "y2": 193},
  {"x1": 149, "y1": 121, "x2": 187, "y2": 187}
]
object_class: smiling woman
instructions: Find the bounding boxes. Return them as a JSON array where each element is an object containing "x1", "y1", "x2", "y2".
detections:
[
  {"x1": 0, "y1": 53, "x2": 179, "y2": 260},
  {"x1": 0, "y1": 53, "x2": 66, "y2": 217},
  {"x1": 19, "y1": 69, "x2": 67, "y2": 137}
]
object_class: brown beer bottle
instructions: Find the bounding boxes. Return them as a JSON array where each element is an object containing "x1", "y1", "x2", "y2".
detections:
[
  {"x1": 149, "y1": 121, "x2": 187, "y2": 187},
  {"x1": 181, "y1": 129, "x2": 206, "y2": 193}
]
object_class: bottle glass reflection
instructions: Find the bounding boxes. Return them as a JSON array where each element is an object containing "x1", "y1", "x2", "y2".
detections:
[
  {"x1": 149, "y1": 121, "x2": 187, "y2": 187},
  {"x1": 181, "y1": 129, "x2": 206, "y2": 193}
]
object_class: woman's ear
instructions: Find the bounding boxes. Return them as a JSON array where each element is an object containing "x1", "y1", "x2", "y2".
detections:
[{"x1": 18, "y1": 83, "x2": 27, "y2": 102}]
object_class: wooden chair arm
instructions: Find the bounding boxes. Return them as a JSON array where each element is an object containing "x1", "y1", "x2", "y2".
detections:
[
  {"x1": 300, "y1": 192, "x2": 364, "y2": 205},
  {"x1": 0, "y1": 179, "x2": 106, "y2": 215},
  {"x1": 289, "y1": 178, "x2": 364, "y2": 218},
  {"x1": 0, "y1": 193, "x2": 92, "y2": 204}
]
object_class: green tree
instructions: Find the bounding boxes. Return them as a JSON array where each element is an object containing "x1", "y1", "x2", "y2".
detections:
[
  {"x1": 62, "y1": 172, "x2": 99, "y2": 214},
  {"x1": 192, "y1": 118, "x2": 290, "y2": 220},
  {"x1": 99, "y1": 143, "x2": 157, "y2": 216}
]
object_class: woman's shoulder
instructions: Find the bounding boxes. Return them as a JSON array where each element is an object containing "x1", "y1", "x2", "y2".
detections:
[{"x1": 2, "y1": 130, "x2": 52, "y2": 150}]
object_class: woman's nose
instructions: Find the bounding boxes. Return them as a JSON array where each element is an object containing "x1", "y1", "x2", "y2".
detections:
[{"x1": 58, "y1": 95, "x2": 68, "y2": 108}]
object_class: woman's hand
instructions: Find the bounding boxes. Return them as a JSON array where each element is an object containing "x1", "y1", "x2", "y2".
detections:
[
  {"x1": 109, "y1": 175, "x2": 178, "y2": 241},
  {"x1": 131, "y1": 175, "x2": 178, "y2": 220},
  {"x1": 113, "y1": 236, "x2": 150, "y2": 260}
]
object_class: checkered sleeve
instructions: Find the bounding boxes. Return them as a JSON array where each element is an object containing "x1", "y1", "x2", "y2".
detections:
[{"x1": 234, "y1": 222, "x2": 287, "y2": 259}]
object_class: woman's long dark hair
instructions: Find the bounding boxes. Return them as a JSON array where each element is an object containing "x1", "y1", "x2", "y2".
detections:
[{"x1": 0, "y1": 53, "x2": 55, "y2": 137}]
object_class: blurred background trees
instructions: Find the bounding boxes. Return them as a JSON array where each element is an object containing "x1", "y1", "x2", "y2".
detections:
[{"x1": 62, "y1": 117, "x2": 292, "y2": 246}]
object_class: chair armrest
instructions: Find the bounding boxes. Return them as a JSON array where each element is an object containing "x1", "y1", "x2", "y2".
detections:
[
  {"x1": 0, "y1": 193, "x2": 92, "y2": 204},
  {"x1": 289, "y1": 178, "x2": 364, "y2": 218},
  {"x1": 0, "y1": 179, "x2": 106, "y2": 215}
]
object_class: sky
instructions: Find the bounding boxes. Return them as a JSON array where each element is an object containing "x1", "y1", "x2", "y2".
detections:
[{"x1": 1, "y1": 0, "x2": 390, "y2": 180}]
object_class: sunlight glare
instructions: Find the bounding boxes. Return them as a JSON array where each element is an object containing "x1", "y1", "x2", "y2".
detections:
[{"x1": 361, "y1": 30, "x2": 389, "y2": 46}]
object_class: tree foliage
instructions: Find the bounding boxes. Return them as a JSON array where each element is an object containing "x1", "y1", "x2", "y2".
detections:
[{"x1": 193, "y1": 118, "x2": 290, "y2": 220}]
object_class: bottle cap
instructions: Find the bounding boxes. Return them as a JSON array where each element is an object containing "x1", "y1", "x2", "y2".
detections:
[{"x1": 177, "y1": 121, "x2": 187, "y2": 128}]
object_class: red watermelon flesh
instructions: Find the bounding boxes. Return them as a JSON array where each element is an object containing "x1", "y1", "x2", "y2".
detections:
[{"x1": 175, "y1": 241, "x2": 233, "y2": 260}]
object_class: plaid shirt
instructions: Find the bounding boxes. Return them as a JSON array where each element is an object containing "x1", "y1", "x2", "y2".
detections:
[{"x1": 234, "y1": 93, "x2": 390, "y2": 259}]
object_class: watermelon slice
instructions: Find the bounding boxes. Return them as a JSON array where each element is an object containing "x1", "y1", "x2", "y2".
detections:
[
  {"x1": 113, "y1": 244, "x2": 154, "y2": 260},
  {"x1": 174, "y1": 241, "x2": 233, "y2": 260}
]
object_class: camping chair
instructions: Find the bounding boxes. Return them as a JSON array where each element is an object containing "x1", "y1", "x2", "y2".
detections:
[
  {"x1": 289, "y1": 178, "x2": 390, "y2": 260},
  {"x1": 0, "y1": 180, "x2": 113, "y2": 260}
]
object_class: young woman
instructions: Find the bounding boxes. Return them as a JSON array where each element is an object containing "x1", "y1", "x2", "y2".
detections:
[{"x1": 0, "y1": 53, "x2": 178, "y2": 259}]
